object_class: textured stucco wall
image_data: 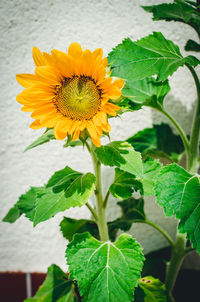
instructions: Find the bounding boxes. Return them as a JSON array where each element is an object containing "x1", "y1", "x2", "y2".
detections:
[{"x1": 0, "y1": 0, "x2": 199, "y2": 272}]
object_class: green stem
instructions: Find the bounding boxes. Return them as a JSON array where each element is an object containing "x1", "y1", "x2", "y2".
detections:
[
  {"x1": 165, "y1": 234, "x2": 187, "y2": 299},
  {"x1": 90, "y1": 144, "x2": 109, "y2": 241},
  {"x1": 85, "y1": 202, "x2": 98, "y2": 221},
  {"x1": 186, "y1": 64, "x2": 200, "y2": 173},
  {"x1": 134, "y1": 219, "x2": 175, "y2": 248},
  {"x1": 161, "y1": 109, "x2": 190, "y2": 164},
  {"x1": 103, "y1": 190, "x2": 110, "y2": 208}
]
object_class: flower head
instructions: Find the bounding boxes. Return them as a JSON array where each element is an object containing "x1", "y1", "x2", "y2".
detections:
[{"x1": 16, "y1": 43, "x2": 124, "y2": 147}]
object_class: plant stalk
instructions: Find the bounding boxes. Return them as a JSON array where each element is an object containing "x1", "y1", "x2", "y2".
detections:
[
  {"x1": 85, "y1": 202, "x2": 98, "y2": 221},
  {"x1": 186, "y1": 64, "x2": 200, "y2": 173},
  {"x1": 165, "y1": 234, "x2": 187, "y2": 300},
  {"x1": 90, "y1": 144, "x2": 109, "y2": 241},
  {"x1": 161, "y1": 109, "x2": 190, "y2": 164},
  {"x1": 134, "y1": 219, "x2": 174, "y2": 248}
]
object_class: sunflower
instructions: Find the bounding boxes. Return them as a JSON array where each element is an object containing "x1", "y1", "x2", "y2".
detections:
[{"x1": 16, "y1": 42, "x2": 124, "y2": 147}]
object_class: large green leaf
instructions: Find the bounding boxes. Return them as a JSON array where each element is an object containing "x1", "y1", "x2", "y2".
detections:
[
  {"x1": 25, "y1": 264, "x2": 77, "y2": 302},
  {"x1": 24, "y1": 129, "x2": 55, "y2": 152},
  {"x1": 137, "y1": 276, "x2": 167, "y2": 302},
  {"x1": 109, "y1": 158, "x2": 162, "y2": 197},
  {"x1": 3, "y1": 166, "x2": 95, "y2": 226},
  {"x1": 66, "y1": 232, "x2": 144, "y2": 302},
  {"x1": 95, "y1": 141, "x2": 143, "y2": 176},
  {"x1": 60, "y1": 217, "x2": 99, "y2": 241},
  {"x1": 141, "y1": 158, "x2": 163, "y2": 196},
  {"x1": 96, "y1": 142, "x2": 162, "y2": 196},
  {"x1": 122, "y1": 78, "x2": 170, "y2": 111},
  {"x1": 108, "y1": 32, "x2": 199, "y2": 82},
  {"x1": 142, "y1": 0, "x2": 200, "y2": 37},
  {"x1": 109, "y1": 168, "x2": 143, "y2": 199},
  {"x1": 155, "y1": 163, "x2": 200, "y2": 253},
  {"x1": 127, "y1": 123, "x2": 184, "y2": 162}
]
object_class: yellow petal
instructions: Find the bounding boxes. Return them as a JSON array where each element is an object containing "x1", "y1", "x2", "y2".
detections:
[
  {"x1": 35, "y1": 66, "x2": 63, "y2": 85},
  {"x1": 54, "y1": 126, "x2": 67, "y2": 140},
  {"x1": 91, "y1": 135, "x2": 101, "y2": 147},
  {"x1": 30, "y1": 120, "x2": 43, "y2": 129},
  {"x1": 113, "y1": 78, "x2": 124, "y2": 89},
  {"x1": 21, "y1": 105, "x2": 35, "y2": 112},
  {"x1": 101, "y1": 57, "x2": 108, "y2": 67},
  {"x1": 32, "y1": 47, "x2": 47, "y2": 66},
  {"x1": 51, "y1": 49, "x2": 74, "y2": 77},
  {"x1": 93, "y1": 48, "x2": 103, "y2": 60},
  {"x1": 16, "y1": 74, "x2": 38, "y2": 88},
  {"x1": 86, "y1": 121, "x2": 98, "y2": 140},
  {"x1": 73, "y1": 128, "x2": 80, "y2": 141},
  {"x1": 68, "y1": 42, "x2": 82, "y2": 59}
]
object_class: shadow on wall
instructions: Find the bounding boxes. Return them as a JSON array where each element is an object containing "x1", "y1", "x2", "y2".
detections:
[{"x1": 152, "y1": 94, "x2": 196, "y2": 136}]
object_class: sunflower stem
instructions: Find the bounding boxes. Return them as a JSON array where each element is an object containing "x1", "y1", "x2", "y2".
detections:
[{"x1": 90, "y1": 143, "x2": 109, "y2": 241}]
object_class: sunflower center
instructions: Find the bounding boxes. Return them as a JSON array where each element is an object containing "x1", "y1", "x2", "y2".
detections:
[{"x1": 54, "y1": 75, "x2": 101, "y2": 120}]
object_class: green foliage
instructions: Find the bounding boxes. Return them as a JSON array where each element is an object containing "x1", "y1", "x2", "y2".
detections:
[
  {"x1": 138, "y1": 276, "x2": 167, "y2": 302},
  {"x1": 96, "y1": 141, "x2": 162, "y2": 196},
  {"x1": 95, "y1": 141, "x2": 143, "y2": 176},
  {"x1": 3, "y1": 204, "x2": 21, "y2": 223},
  {"x1": 109, "y1": 168, "x2": 143, "y2": 199},
  {"x1": 60, "y1": 198, "x2": 145, "y2": 243},
  {"x1": 108, "y1": 197, "x2": 146, "y2": 242},
  {"x1": 109, "y1": 158, "x2": 162, "y2": 197},
  {"x1": 25, "y1": 264, "x2": 77, "y2": 302},
  {"x1": 142, "y1": 0, "x2": 200, "y2": 37},
  {"x1": 24, "y1": 129, "x2": 55, "y2": 152},
  {"x1": 108, "y1": 32, "x2": 199, "y2": 82},
  {"x1": 185, "y1": 39, "x2": 200, "y2": 52},
  {"x1": 155, "y1": 163, "x2": 200, "y2": 253},
  {"x1": 122, "y1": 78, "x2": 170, "y2": 111},
  {"x1": 127, "y1": 123, "x2": 184, "y2": 162},
  {"x1": 141, "y1": 158, "x2": 163, "y2": 196},
  {"x1": 60, "y1": 217, "x2": 99, "y2": 241},
  {"x1": 3, "y1": 166, "x2": 95, "y2": 226},
  {"x1": 66, "y1": 232, "x2": 144, "y2": 302}
]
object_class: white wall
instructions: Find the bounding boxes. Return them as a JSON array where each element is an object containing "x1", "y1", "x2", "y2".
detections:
[{"x1": 0, "y1": 0, "x2": 199, "y2": 272}]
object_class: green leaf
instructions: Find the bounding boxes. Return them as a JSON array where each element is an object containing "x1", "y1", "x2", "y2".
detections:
[
  {"x1": 109, "y1": 168, "x2": 143, "y2": 199},
  {"x1": 127, "y1": 123, "x2": 184, "y2": 162},
  {"x1": 142, "y1": 1, "x2": 200, "y2": 37},
  {"x1": 2, "y1": 204, "x2": 21, "y2": 223},
  {"x1": 3, "y1": 167, "x2": 96, "y2": 226},
  {"x1": 138, "y1": 276, "x2": 167, "y2": 302},
  {"x1": 66, "y1": 232, "x2": 144, "y2": 302},
  {"x1": 95, "y1": 141, "x2": 143, "y2": 176},
  {"x1": 59, "y1": 216, "x2": 129, "y2": 243},
  {"x1": 109, "y1": 157, "x2": 161, "y2": 197},
  {"x1": 3, "y1": 187, "x2": 42, "y2": 223},
  {"x1": 141, "y1": 158, "x2": 162, "y2": 196},
  {"x1": 25, "y1": 264, "x2": 77, "y2": 302},
  {"x1": 107, "y1": 197, "x2": 146, "y2": 242},
  {"x1": 108, "y1": 32, "x2": 199, "y2": 82},
  {"x1": 122, "y1": 78, "x2": 170, "y2": 110},
  {"x1": 60, "y1": 217, "x2": 99, "y2": 241},
  {"x1": 155, "y1": 163, "x2": 200, "y2": 253},
  {"x1": 185, "y1": 39, "x2": 200, "y2": 52},
  {"x1": 24, "y1": 129, "x2": 55, "y2": 152}
]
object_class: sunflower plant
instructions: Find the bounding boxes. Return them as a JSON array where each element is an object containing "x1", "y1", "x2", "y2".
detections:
[{"x1": 3, "y1": 1, "x2": 200, "y2": 301}]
